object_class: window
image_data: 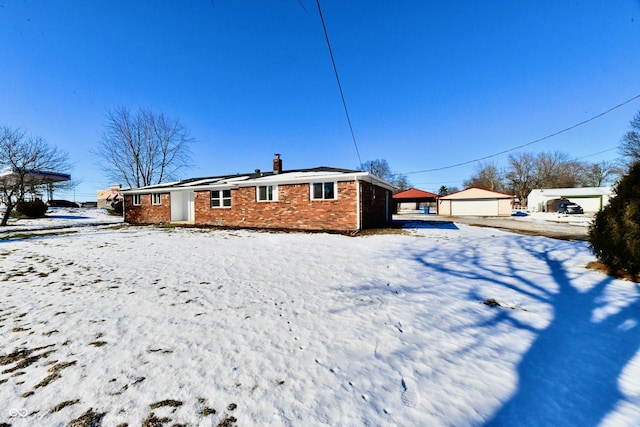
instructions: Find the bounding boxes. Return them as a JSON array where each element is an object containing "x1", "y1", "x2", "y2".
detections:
[
  {"x1": 211, "y1": 189, "x2": 231, "y2": 208},
  {"x1": 257, "y1": 185, "x2": 277, "y2": 202},
  {"x1": 133, "y1": 194, "x2": 141, "y2": 206},
  {"x1": 311, "y1": 182, "x2": 336, "y2": 200},
  {"x1": 152, "y1": 193, "x2": 161, "y2": 205}
]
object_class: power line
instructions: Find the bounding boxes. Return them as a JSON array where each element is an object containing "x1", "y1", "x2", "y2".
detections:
[
  {"x1": 315, "y1": 0, "x2": 362, "y2": 166},
  {"x1": 574, "y1": 147, "x2": 618, "y2": 160},
  {"x1": 403, "y1": 92, "x2": 640, "y2": 175}
]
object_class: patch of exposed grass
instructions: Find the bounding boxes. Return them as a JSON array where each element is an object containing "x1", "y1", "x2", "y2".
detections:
[
  {"x1": 34, "y1": 360, "x2": 77, "y2": 389},
  {"x1": 142, "y1": 412, "x2": 171, "y2": 427},
  {"x1": 217, "y1": 416, "x2": 238, "y2": 427},
  {"x1": 68, "y1": 408, "x2": 106, "y2": 427},
  {"x1": 0, "y1": 345, "x2": 56, "y2": 374},
  {"x1": 200, "y1": 406, "x2": 217, "y2": 416},
  {"x1": 354, "y1": 226, "x2": 416, "y2": 236},
  {"x1": 49, "y1": 399, "x2": 80, "y2": 413},
  {"x1": 150, "y1": 399, "x2": 183, "y2": 409},
  {"x1": 587, "y1": 261, "x2": 640, "y2": 282},
  {"x1": 148, "y1": 348, "x2": 173, "y2": 354},
  {"x1": 0, "y1": 230, "x2": 78, "y2": 241}
]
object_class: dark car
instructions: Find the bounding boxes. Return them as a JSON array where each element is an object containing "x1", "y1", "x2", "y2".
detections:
[
  {"x1": 557, "y1": 201, "x2": 583, "y2": 214},
  {"x1": 46, "y1": 199, "x2": 80, "y2": 208}
]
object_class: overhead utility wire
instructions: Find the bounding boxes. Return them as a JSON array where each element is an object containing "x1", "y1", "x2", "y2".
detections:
[
  {"x1": 315, "y1": 0, "x2": 363, "y2": 166},
  {"x1": 403, "y1": 92, "x2": 640, "y2": 175}
]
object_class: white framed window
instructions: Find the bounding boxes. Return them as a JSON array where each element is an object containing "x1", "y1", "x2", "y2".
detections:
[
  {"x1": 257, "y1": 185, "x2": 277, "y2": 202},
  {"x1": 152, "y1": 193, "x2": 162, "y2": 205},
  {"x1": 211, "y1": 189, "x2": 231, "y2": 208},
  {"x1": 311, "y1": 182, "x2": 336, "y2": 200},
  {"x1": 133, "y1": 194, "x2": 141, "y2": 206}
]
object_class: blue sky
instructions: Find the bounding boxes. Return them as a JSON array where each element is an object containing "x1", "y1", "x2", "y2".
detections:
[{"x1": 2, "y1": 1, "x2": 640, "y2": 200}]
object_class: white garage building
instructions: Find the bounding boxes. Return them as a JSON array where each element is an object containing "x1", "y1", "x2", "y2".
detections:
[
  {"x1": 527, "y1": 187, "x2": 612, "y2": 213},
  {"x1": 438, "y1": 187, "x2": 515, "y2": 217}
]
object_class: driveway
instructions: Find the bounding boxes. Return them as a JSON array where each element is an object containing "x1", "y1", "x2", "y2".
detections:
[{"x1": 394, "y1": 213, "x2": 592, "y2": 241}]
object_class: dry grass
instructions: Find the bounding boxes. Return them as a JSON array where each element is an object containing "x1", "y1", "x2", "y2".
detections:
[
  {"x1": 49, "y1": 399, "x2": 80, "y2": 413},
  {"x1": 68, "y1": 408, "x2": 106, "y2": 427},
  {"x1": 586, "y1": 261, "x2": 640, "y2": 283}
]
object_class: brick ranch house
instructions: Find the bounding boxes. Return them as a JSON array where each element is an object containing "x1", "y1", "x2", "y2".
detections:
[{"x1": 122, "y1": 155, "x2": 397, "y2": 232}]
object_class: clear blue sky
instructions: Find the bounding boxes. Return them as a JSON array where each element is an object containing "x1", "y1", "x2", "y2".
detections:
[{"x1": 2, "y1": 1, "x2": 640, "y2": 200}]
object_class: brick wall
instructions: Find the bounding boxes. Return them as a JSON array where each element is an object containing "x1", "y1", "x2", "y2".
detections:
[
  {"x1": 360, "y1": 181, "x2": 392, "y2": 229},
  {"x1": 124, "y1": 180, "x2": 393, "y2": 231},
  {"x1": 124, "y1": 193, "x2": 171, "y2": 224},
  {"x1": 194, "y1": 181, "x2": 359, "y2": 232}
]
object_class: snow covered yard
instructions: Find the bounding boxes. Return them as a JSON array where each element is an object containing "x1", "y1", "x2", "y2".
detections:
[{"x1": 0, "y1": 213, "x2": 639, "y2": 426}]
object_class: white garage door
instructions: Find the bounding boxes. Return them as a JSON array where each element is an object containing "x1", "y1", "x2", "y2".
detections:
[{"x1": 451, "y1": 199, "x2": 499, "y2": 216}]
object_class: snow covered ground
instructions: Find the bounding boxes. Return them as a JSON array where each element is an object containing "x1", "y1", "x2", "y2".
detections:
[{"x1": 1, "y1": 210, "x2": 639, "y2": 426}]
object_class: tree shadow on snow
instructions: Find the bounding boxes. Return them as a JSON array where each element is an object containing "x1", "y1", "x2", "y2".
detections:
[{"x1": 412, "y1": 235, "x2": 640, "y2": 427}]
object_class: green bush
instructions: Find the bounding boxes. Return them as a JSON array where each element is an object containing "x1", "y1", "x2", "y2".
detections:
[
  {"x1": 589, "y1": 162, "x2": 640, "y2": 276},
  {"x1": 15, "y1": 199, "x2": 48, "y2": 218}
]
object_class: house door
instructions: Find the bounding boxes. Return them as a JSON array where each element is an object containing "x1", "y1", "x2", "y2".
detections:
[{"x1": 170, "y1": 191, "x2": 195, "y2": 222}]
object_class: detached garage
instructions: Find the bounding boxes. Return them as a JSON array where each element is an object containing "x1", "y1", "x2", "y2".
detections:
[{"x1": 438, "y1": 187, "x2": 514, "y2": 217}]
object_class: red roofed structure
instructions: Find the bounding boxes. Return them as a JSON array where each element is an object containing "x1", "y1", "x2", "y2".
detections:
[{"x1": 392, "y1": 188, "x2": 439, "y2": 214}]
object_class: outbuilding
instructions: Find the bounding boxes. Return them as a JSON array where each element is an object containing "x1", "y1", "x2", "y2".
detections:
[
  {"x1": 527, "y1": 187, "x2": 612, "y2": 213},
  {"x1": 438, "y1": 187, "x2": 514, "y2": 217},
  {"x1": 392, "y1": 188, "x2": 439, "y2": 214}
]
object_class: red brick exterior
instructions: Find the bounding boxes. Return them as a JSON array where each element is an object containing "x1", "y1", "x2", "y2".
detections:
[
  {"x1": 194, "y1": 181, "x2": 359, "y2": 231},
  {"x1": 124, "y1": 193, "x2": 171, "y2": 224},
  {"x1": 360, "y1": 181, "x2": 391, "y2": 229},
  {"x1": 124, "y1": 180, "x2": 393, "y2": 232}
]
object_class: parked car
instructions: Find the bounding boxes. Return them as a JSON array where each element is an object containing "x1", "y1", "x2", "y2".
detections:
[
  {"x1": 46, "y1": 199, "x2": 80, "y2": 208},
  {"x1": 557, "y1": 201, "x2": 583, "y2": 214}
]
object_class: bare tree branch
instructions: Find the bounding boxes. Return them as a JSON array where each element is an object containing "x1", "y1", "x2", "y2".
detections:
[
  {"x1": 1, "y1": 126, "x2": 72, "y2": 226},
  {"x1": 95, "y1": 107, "x2": 194, "y2": 188}
]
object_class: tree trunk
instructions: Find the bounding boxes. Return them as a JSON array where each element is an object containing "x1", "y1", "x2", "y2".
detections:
[{"x1": 1, "y1": 203, "x2": 14, "y2": 226}]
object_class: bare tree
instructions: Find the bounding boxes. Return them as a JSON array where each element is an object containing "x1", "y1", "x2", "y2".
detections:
[
  {"x1": 358, "y1": 159, "x2": 410, "y2": 190},
  {"x1": 619, "y1": 110, "x2": 640, "y2": 169},
  {"x1": 0, "y1": 126, "x2": 72, "y2": 226},
  {"x1": 577, "y1": 161, "x2": 621, "y2": 187},
  {"x1": 505, "y1": 152, "x2": 538, "y2": 206},
  {"x1": 534, "y1": 151, "x2": 573, "y2": 188},
  {"x1": 463, "y1": 161, "x2": 505, "y2": 192},
  {"x1": 96, "y1": 107, "x2": 194, "y2": 188}
]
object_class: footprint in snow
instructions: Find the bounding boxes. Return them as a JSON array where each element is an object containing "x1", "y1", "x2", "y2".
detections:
[{"x1": 401, "y1": 377, "x2": 420, "y2": 408}]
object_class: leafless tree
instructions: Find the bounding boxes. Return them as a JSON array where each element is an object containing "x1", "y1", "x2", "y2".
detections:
[
  {"x1": 358, "y1": 159, "x2": 410, "y2": 190},
  {"x1": 463, "y1": 161, "x2": 505, "y2": 192},
  {"x1": 96, "y1": 107, "x2": 194, "y2": 188},
  {"x1": 0, "y1": 126, "x2": 72, "y2": 226},
  {"x1": 505, "y1": 152, "x2": 538, "y2": 205},
  {"x1": 577, "y1": 161, "x2": 621, "y2": 187},
  {"x1": 534, "y1": 151, "x2": 575, "y2": 188},
  {"x1": 619, "y1": 110, "x2": 640, "y2": 169}
]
